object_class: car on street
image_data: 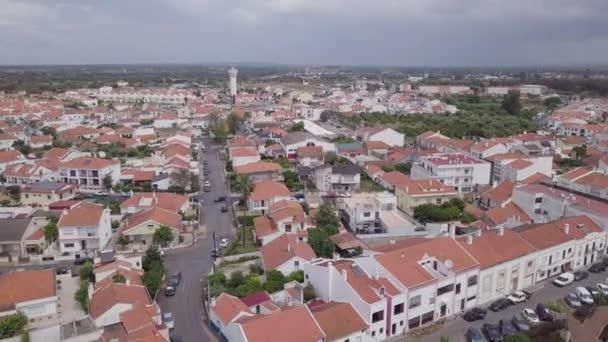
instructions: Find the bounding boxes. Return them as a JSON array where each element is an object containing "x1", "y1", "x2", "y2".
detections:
[
  {"x1": 574, "y1": 271, "x2": 589, "y2": 281},
  {"x1": 204, "y1": 170, "x2": 210, "y2": 175},
  {"x1": 585, "y1": 285, "x2": 602, "y2": 300},
  {"x1": 56, "y1": 267, "x2": 69, "y2": 275},
  {"x1": 507, "y1": 291, "x2": 528, "y2": 304},
  {"x1": 465, "y1": 328, "x2": 485, "y2": 342},
  {"x1": 489, "y1": 298, "x2": 512, "y2": 312},
  {"x1": 500, "y1": 319, "x2": 518, "y2": 337},
  {"x1": 219, "y1": 238, "x2": 230, "y2": 249},
  {"x1": 163, "y1": 312, "x2": 175, "y2": 330},
  {"x1": 214, "y1": 196, "x2": 226, "y2": 202},
  {"x1": 170, "y1": 336, "x2": 183, "y2": 342},
  {"x1": 463, "y1": 307, "x2": 487, "y2": 322},
  {"x1": 553, "y1": 272, "x2": 574, "y2": 287},
  {"x1": 565, "y1": 292, "x2": 582, "y2": 308},
  {"x1": 511, "y1": 315, "x2": 531, "y2": 332},
  {"x1": 211, "y1": 248, "x2": 221, "y2": 258},
  {"x1": 589, "y1": 262, "x2": 606, "y2": 273},
  {"x1": 575, "y1": 286, "x2": 595, "y2": 305},
  {"x1": 535, "y1": 303, "x2": 554, "y2": 322},
  {"x1": 482, "y1": 323, "x2": 503, "y2": 342},
  {"x1": 597, "y1": 283, "x2": 608, "y2": 295},
  {"x1": 522, "y1": 308, "x2": 540, "y2": 324},
  {"x1": 164, "y1": 272, "x2": 182, "y2": 296},
  {"x1": 203, "y1": 185, "x2": 211, "y2": 192},
  {"x1": 204, "y1": 180, "x2": 210, "y2": 187}
]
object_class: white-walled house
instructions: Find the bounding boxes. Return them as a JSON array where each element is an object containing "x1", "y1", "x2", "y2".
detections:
[
  {"x1": 59, "y1": 156, "x2": 121, "y2": 191},
  {"x1": 281, "y1": 132, "x2": 336, "y2": 160},
  {"x1": 411, "y1": 153, "x2": 491, "y2": 192},
  {"x1": 0, "y1": 270, "x2": 57, "y2": 319},
  {"x1": 261, "y1": 234, "x2": 316, "y2": 275},
  {"x1": 247, "y1": 181, "x2": 290, "y2": 214},
  {"x1": 357, "y1": 127, "x2": 405, "y2": 147},
  {"x1": 57, "y1": 201, "x2": 112, "y2": 254}
]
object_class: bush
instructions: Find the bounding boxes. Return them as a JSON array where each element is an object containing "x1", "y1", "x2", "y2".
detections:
[
  {"x1": 142, "y1": 246, "x2": 165, "y2": 297},
  {"x1": 303, "y1": 283, "x2": 316, "y2": 301},
  {"x1": 288, "y1": 270, "x2": 304, "y2": 283},
  {"x1": 74, "y1": 279, "x2": 89, "y2": 312},
  {"x1": 546, "y1": 301, "x2": 562, "y2": 313},
  {"x1": 263, "y1": 270, "x2": 287, "y2": 293},
  {"x1": 249, "y1": 263, "x2": 264, "y2": 275},
  {"x1": 0, "y1": 312, "x2": 28, "y2": 338},
  {"x1": 79, "y1": 262, "x2": 93, "y2": 281},
  {"x1": 237, "y1": 215, "x2": 257, "y2": 227}
]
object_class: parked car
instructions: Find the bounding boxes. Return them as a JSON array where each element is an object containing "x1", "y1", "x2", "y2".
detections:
[
  {"x1": 553, "y1": 272, "x2": 575, "y2": 287},
  {"x1": 55, "y1": 267, "x2": 69, "y2": 275},
  {"x1": 214, "y1": 196, "x2": 226, "y2": 202},
  {"x1": 490, "y1": 298, "x2": 513, "y2": 312},
  {"x1": 211, "y1": 248, "x2": 221, "y2": 258},
  {"x1": 219, "y1": 238, "x2": 230, "y2": 249},
  {"x1": 574, "y1": 271, "x2": 589, "y2": 281},
  {"x1": 597, "y1": 283, "x2": 608, "y2": 295},
  {"x1": 522, "y1": 308, "x2": 540, "y2": 324},
  {"x1": 511, "y1": 315, "x2": 531, "y2": 332},
  {"x1": 170, "y1": 336, "x2": 183, "y2": 342},
  {"x1": 575, "y1": 286, "x2": 595, "y2": 305},
  {"x1": 482, "y1": 323, "x2": 503, "y2": 342},
  {"x1": 535, "y1": 303, "x2": 554, "y2": 322},
  {"x1": 507, "y1": 291, "x2": 528, "y2": 304},
  {"x1": 463, "y1": 308, "x2": 487, "y2": 322},
  {"x1": 500, "y1": 319, "x2": 518, "y2": 337},
  {"x1": 585, "y1": 286, "x2": 602, "y2": 300},
  {"x1": 163, "y1": 313, "x2": 175, "y2": 330},
  {"x1": 164, "y1": 272, "x2": 182, "y2": 297},
  {"x1": 204, "y1": 180, "x2": 210, "y2": 187},
  {"x1": 465, "y1": 328, "x2": 486, "y2": 342},
  {"x1": 589, "y1": 262, "x2": 606, "y2": 273},
  {"x1": 565, "y1": 293, "x2": 582, "y2": 308},
  {"x1": 221, "y1": 205, "x2": 228, "y2": 213}
]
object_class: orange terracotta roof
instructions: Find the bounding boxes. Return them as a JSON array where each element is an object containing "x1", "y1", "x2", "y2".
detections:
[
  {"x1": 310, "y1": 302, "x2": 368, "y2": 341},
  {"x1": 238, "y1": 305, "x2": 325, "y2": 342},
  {"x1": 0, "y1": 150, "x2": 23, "y2": 163},
  {"x1": 231, "y1": 146, "x2": 259, "y2": 157},
  {"x1": 507, "y1": 159, "x2": 533, "y2": 170},
  {"x1": 331, "y1": 259, "x2": 399, "y2": 303},
  {"x1": 515, "y1": 216, "x2": 601, "y2": 250},
  {"x1": 254, "y1": 215, "x2": 276, "y2": 238},
  {"x1": 61, "y1": 156, "x2": 119, "y2": 169},
  {"x1": 296, "y1": 146, "x2": 323, "y2": 158},
  {"x1": 457, "y1": 229, "x2": 535, "y2": 269},
  {"x1": 234, "y1": 161, "x2": 281, "y2": 175},
  {"x1": 268, "y1": 200, "x2": 306, "y2": 224},
  {"x1": 482, "y1": 181, "x2": 514, "y2": 202},
  {"x1": 0, "y1": 270, "x2": 56, "y2": 308},
  {"x1": 261, "y1": 234, "x2": 316, "y2": 270},
  {"x1": 397, "y1": 178, "x2": 458, "y2": 196},
  {"x1": 89, "y1": 283, "x2": 152, "y2": 319},
  {"x1": 366, "y1": 141, "x2": 391, "y2": 150},
  {"x1": 58, "y1": 201, "x2": 104, "y2": 228},
  {"x1": 485, "y1": 202, "x2": 531, "y2": 226},
  {"x1": 212, "y1": 293, "x2": 252, "y2": 325},
  {"x1": 122, "y1": 207, "x2": 182, "y2": 233},
  {"x1": 381, "y1": 171, "x2": 411, "y2": 188},
  {"x1": 250, "y1": 181, "x2": 290, "y2": 201}
]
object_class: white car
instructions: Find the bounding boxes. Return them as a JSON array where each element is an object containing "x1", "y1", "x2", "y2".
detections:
[
  {"x1": 553, "y1": 272, "x2": 574, "y2": 287},
  {"x1": 219, "y1": 238, "x2": 230, "y2": 249},
  {"x1": 597, "y1": 283, "x2": 608, "y2": 295},
  {"x1": 163, "y1": 312, "x2": 175, "y2": 330},
  {"x1": 522, "y1": 308, "x2": 540, "y2": 324},
  {"x1": 204, "y1": 180, "x2": 211, "y2": 187},
  {"x1": 507, "y1": 291, "x2": 528, "y2": 304},
  {"x1": 575, "y1": 287, "x2": 594, "y2": 305}
]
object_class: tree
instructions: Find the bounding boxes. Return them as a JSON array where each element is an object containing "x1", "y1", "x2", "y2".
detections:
[
  {"x1": 505, "y1": 334, "x2": 531, "y2": 342},
  {"x1": 288, "y1": 270, "x2": 304, "y2": 283},
  {"x1": 142, "y1": 246, "x2": 164, "y2": 272},
  {"x1": 263, "y1": 270, "x2": 287, "y2": 293},
  {"x1": 394, "y1": 162, "x2": 412, "y2": 175},
  {"x1": 303, "y1": 283, "x2": 316, "y2": 301},
  {"x1": 502, "y1": 90, "x2": 522, "y2": 116},
  {"x1": 236, "y1": 273, "x2": 263, "y2": 297},
  {"x1": 543, "y1": 96, "x2": 562, "y2": 112},
  {"x1": 288, "y1": 122, "x2": 305, "y2": 132},
  {"x1": 228, "y1": 271, "x2": 245, "y2": 289},
  {"x1": 79, "y1": 262, "x2": 93, "y2": 281},
  {"x1": 214, "y1": 120, "x2": 228, "y2": 143},
  {"x1": 282, "y1": 170, "x2": 303, "y2": 192},
  {"x1": 74, "y1": 279, "x2": 89, "y2": 312},
  {"x1": 6, "y1": 185, "x2": 20, "y2": 202},
  {"x1": 108, "y1": 200, "x2": 121, "y2": 215},
  {"x1": 572, "y1": 144, "x2": 588, "y2": 161},
  {"x1": 308, "y1": 228, "x2": 335, "y2": 258},
  {"x1": 44, "y1": 217, "x2": 59, "y2": 243},
  {"x1": 324, "y1": 152, "x2": 338, "y2": 165},
  {"x1": 0, "y1": 312, "x2": 28, "y2": 338},
  {"x1": 174, "y1": 169, "x2": 190, "y2": 189},
  {"x1": 142, "y1": 269, "x2": 164, "y2": 297},
  {"x1": 112, "y1": 274, "x2": 126, "y2": 283},
  {"x1": 153, "y1": 225, "x2": 174, "y2": 246},
  {"x1": 102, "y1": 174, "x2": 113, "y2": 191},
  {"x1": 234, "y1": 174, "x2": 253, "y2": 201},
  {"x1": 226, "y1": 112, "x2": 243, "y2": 134},
  {"x1": 41, "y1": 126, "x2": 57, "y2": 138},
  {"x1": 315, "y1": 204, "x2": 339, "y2": 233},
  {"x1": 116, "y1": 235, "x2": 129, "y2": 248},
  {"x1": 319, "y1": 111, "x2": 334, "y2": 122}
]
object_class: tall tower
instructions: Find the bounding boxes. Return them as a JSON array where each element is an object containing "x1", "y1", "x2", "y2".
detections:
[{"x1": 228, "y1": 67, "x2": 238, "y2": 97}]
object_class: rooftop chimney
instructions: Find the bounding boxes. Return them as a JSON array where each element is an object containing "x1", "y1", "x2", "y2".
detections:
[
  {"x1": 564, "y1": 223, "x2": 570, "y2": 235},
  {"x1": 476, "y1": 229, "x2": 483, "y2": 237},
  {"x1": 390, "y1": 240, "x2": 395, "y2": 245},
  {"x1": 287, "y1": 243, "x2": 291, "y2": 252},
  {"x1": 341, "y1": 269, "x2": 347, "y2": 281},
  {"x1": 448, "y1": 223, "x2": 456, "y2": 239},
  {"x1": 498, "y1": 227, "x2": 505, "y2": 236},
  {"x1": 466, "y1": 234, "x2": 474, "y2": 245}
]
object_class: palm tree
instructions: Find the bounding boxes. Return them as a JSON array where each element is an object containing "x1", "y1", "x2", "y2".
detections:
[{"x1": 235, "y1": 175, "x2": 253, "y2": 203}]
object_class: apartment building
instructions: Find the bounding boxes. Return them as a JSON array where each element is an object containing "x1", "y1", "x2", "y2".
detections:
[
  {"x1": 337, "y1": 192, "x2": 396, "y2": 234},
  {"x1": 487, "y1": 153, "x2": 553, "y2": 183},
  {"x1": 247, "y1": 180, "x2": 290, "y2": 214},
  {"x1": 21, "y1": 182, "x2": 76, "y2": 207},
  {"x1": 411, "y1": 153, "x2": 491, "y2": 192},
  {"x1": 59, "y1": 156, "x2": 120, "y2": 191},
  {"x1": 557, "y1": 167, "x2": 608, "y2": 200},
  {"x1": 394, "y1": 179, "x2": 461, "y2": 215}
]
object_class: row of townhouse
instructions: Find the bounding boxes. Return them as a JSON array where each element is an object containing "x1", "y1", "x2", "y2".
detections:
[{"x1": 300, "y1": 215, "x2": 607, "y2": 341}]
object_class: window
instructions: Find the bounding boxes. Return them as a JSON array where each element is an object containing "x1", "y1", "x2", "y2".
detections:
[
  {"x1": 372, "y1": 310, "x2": 384, "y2": 323},
  {"x1": 371, "y1": 331, "x2": 375, "y2": 337},
  {"x1": 467, "y1": 275, "x2": 478, "y2": 287},
  {"x1": 455, "y1": 283, "x2": 461, "y2": 295},
  {"x1": 568, "y1": 247, "x2": 572, "y2": 253},
  {"x1": 437, "y1": 284, "x2": 454, "y2": 296},
  {"x1": 408, "y1": 316, "x2": 421, "y2": 329},
  {"x1": 284, "y1": 224, "x2": 292, "y2": 232},
  {"x1": 25, "y1": 194, "x2": 29, "y2": 199},
  {"x1": 400, "y1": 320, "x2": 404, "y2": 326},
  {"x1": 421, "y1": 311, "x2": 434, "y2": 325},
  {"x1": 394, "y1": 303, "x2": 404, "y2": 315},
  {"x1": 436, "y1": 198, "x2": 442, "y2": 204},
  {"x1": 294, "y1": 260, "x2": 300, "y2": 267},
  {"x1": 534, "y1": 197, "x2": 543, "y2": 203},
  {"x1": 47, "y1": 195, "x2": 51, "y2": 200},
  {"x1": 363, "y1": 212, "x2": 371, "y2": 217},
  {"x1": 429, "y1": 296, "x2": 435, "y2": 304},
  {"x1": 64, "y1": 243, "x2": 74, "y2": 248},
  {"x1": 379, "y1": 328, "x2": 384, "y2": 334},
  {"x1": 409, "y1": 295, "x2": 421, "y2": 309}
]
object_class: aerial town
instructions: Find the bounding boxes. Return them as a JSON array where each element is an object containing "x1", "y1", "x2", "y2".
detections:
[{"x1": 0, "y1": 63, "x2": 607, "y2": 342}]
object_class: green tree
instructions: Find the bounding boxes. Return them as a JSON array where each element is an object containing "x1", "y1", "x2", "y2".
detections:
[
  {"x1": 142, "y1": 269, "x2": 163, "y2": 297},
  {"x1": 226, "y1": 112, "x2": 243, "y2": 134},
  {"x1": 308, "y1": 228, "x2": 335, "y2": 258},
  {"x1": 543, "y1": 96, "x2": 562, "y2": 112},
  {"x1": 282, "y1": 170, "x2": 303, "y2": 191},
  {"x1": 263, "y1": 270, "x2": 287, "y2": 293},
  {"x1": 44, "y1": 217, "x2": 59, "y2": 243},
  {"x1": 153, "y1": 225, "x2": 174, "y2": 246},
  {"x1": 236, "y1": 273, "x2": 263, "y2": 297},
  {"x1": 6, "y1": 185, "x2": 21, "y2": 202},
  {"x1": 315, "y1": 204, "x2": 339, "y2": 233},
  {"x1": 108, "y1": 200, "x2": 121, "y2": 215},
  {"x1": 228, "y1": 271, "x2": 245, "y2": 289},
  {"x1": 112, "y1": 274, "x2": 126, "y2": 283},
  {"x1": 324, "y1": 152, "x2": 338, "y2": 165},
  {"x1": 572, "y1": 144, "x2": 588, "y2": 161},
  {"x1": 41, "y1": 126, "x2": 58, "y2": 138},
  {"x1": 505, "y1": 334, "x2": 531, "y2": 342},
  {"x1": 116, "y1": 235, "x2": 129, "y2": 248},
  {"x1": 288, "y1": 122, "x2": 305, "y2": 132},
  {"x1": 214, "y1": 120, "x2": 228, "y2": 144},
  {"x1": 288, "y1": 270, "x2": 304, "y2": 283},
  {"x1": 394, "y1": 162, "x2": 412, "y2": 175},
  {"x1": 0, "y1": 312, "x2": 28, "y2": 338},
  {"x1": 142, "y1": 246, "x2": 164, "y2": 272},
  {"x1": 102, "y1": 174, "x2": 113, "y2": 191},
  {"x1": 502, "y1": 90, "x2": 522, "y2": 116},
  {"x1": 74, "y1": 279, "x2": 89, "y2": 312},
  {"x1": 234, "y1": 174, "x2": 253, "y2": 201},
  {"x1": 303, "y1": 283, "x2": 316, "y2": 301},
  {"x1": 79, "y1": 262, "x2": 93, "y2": 281}
]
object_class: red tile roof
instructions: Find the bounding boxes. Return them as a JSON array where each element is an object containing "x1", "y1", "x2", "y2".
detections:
[
  {"x1": 240, "y1": 291, "x2": 272, "y2": 308},
  {"x1": 261, "y1": 234, "x2": 316, "y2": 270},
  {"x1": 58, "y1": 201, "x2": 104, "y2": 228},
  {"x1": 457, "y1": 229, "x2": 535, "y2": 269},
  {"x1": 122, "y1": 207, "x2": 182, "y2": 233},
  {"x1": 310, "y1": 302, "x2": 367, "y2": 341},
  {"x1": 212, "y1": 293, "x2": 252, "y2": 325},
  {"x1": 238, "y1": 305, "x2": 325, "y2": 342},
  {"x1": 235, "y1": 161, "x2": 281, "y2": 175},
  {"x1": 89, "y1": 283, "x2": 152, "y2": 319},
  {"x1": 0, "y1": 270, "x2": 56, "y2": 308},
  {"x1": 120, "y1": 193, "x2": 189, "y2": 213},
  {"x1": 250, "y1": 181, "x2": 290, "y2": 201}
]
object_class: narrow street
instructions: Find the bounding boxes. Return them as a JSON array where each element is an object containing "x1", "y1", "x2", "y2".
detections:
[{"x1": 157, "y1": 136, "x2": 236, "y2": 342}]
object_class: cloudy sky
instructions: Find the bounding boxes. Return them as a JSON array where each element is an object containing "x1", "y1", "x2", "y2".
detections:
[{"x1": 1, "y1": 0, "x2": 607, "y2": 66}]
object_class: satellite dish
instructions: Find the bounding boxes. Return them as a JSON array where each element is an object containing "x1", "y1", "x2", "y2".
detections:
[
  {"x1": 98, "y1": 151, "x2": 107, "y2": 158},
  {"x1": 445, "y1": 259, "x2": 454, "y2": 270}
]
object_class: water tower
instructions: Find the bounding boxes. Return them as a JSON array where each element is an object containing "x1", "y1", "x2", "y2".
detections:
[{"x1": 228, "y1": 67, "x2": 238, "y2": 97}]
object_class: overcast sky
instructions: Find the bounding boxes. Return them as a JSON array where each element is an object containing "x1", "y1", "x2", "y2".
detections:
[{"x1": 1, "y1": 0, "x2": 607, "y2": 67}]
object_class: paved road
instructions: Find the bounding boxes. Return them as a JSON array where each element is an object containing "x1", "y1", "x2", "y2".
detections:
[
  {"x1": 157, "y1": 137, "x2": 236, "y2": 342},
  {"x1": 409, "y1": 270, "x2": 608, "y2": 342}
]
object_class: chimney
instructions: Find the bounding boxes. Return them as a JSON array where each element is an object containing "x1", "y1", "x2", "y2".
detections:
[
  {"x1": 448, "y1": 223, "x2": 456, "y2": 239},
  {"x1": 62, "y1": 209, "x2": 69, "y2": 216},
  {"x1": 476, "y1": 229, "x2": 482, "y2": 237},
  {"x1": 401, "y1": 252, "x2": 405, "y2": 258},
  {"x1": 564, "y1": 223, "x2": 570, "y2": 235},
  {"x1": 466, "y1": 234, "x2": 474, "y2": 245},
  {"x1": 374, "y1": 267, "x2": 380, "y2": 280},
  {"x1": 287, "y1": 243, "x2": 291, "y2": 252},
  {"x1": 211, "y1": 297, "x2": 217, "y2": 307},
  {"x1": 390, "y1": 240, "x2": 395, "y2": 245},
  {"x1": 498, "y1": 227, "x2": 505, "y2": 236},
  {"x1": 341, "y1": 269, "x2": 347, "y2": 281}
]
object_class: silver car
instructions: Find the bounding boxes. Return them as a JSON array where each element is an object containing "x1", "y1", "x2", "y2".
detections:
[{"x1": 565, "y1": 293, "x2": 582, "y2": 308}]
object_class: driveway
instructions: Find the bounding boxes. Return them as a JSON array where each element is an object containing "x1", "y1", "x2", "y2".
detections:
[
  {"x1": 408, "y1": 270, "x2": 608, "y2": 342},
  {"x1": 157, "y1": 137, "x2": 236, "y2": 342}
]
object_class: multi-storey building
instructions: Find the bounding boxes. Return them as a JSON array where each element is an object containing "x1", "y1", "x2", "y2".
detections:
[
  {"x1": 59, "y1": 156, "x2": 120, "y2": 191},
  {"x1": 57, "y1": 201, "x2": 112, "y2": 254},
  {"x1": 411, "y1": 153, "x2": 491, "y2": 192}
]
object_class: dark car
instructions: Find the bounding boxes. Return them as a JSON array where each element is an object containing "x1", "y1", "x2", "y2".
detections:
[
  {"x1": 164, "y1": 272, "x2": 182, "y2": 296},
  {"x1": 221, "y1": 205, "x2": 228, "y2": 213},
  {"x1": 482, "y1": 323, "x2": 503, "y2": 342},
  {"x1": 214, "y1": 196, "x2": 226, "y2": 203},
  {"x1": 500, "y1": 319, "x2": 518, "y2": 337},
  {"x1": 465, "y1": 328, "x2": 485, "y2": 342},
  {"x1": 574, "y1": 271, "x2": 589, "y2": 281},
  {"x1": 211, "y1": 248, "x2": 221, "y2": 258},
  {"x1": 490, "y1": 298, "x2": 512, "y2": 312},
  {"x1": 511, "y1": 315, "x2": 531, "y2": 332},
  {"x1": 170, "y1": 337, "x2": 183, "y2": 342},
  {"x1": 589, "y1": 263, "x2": 606, "y2": 273},
  {"x1": 463, "y1": 308, "x2": 487, "y2": 322},
  {"x1": 535, "y1": 303, "x2": 554, "y2": 322},
  {"x1": 55, "y1": 267, "x2": 69, "y2": 275}
]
